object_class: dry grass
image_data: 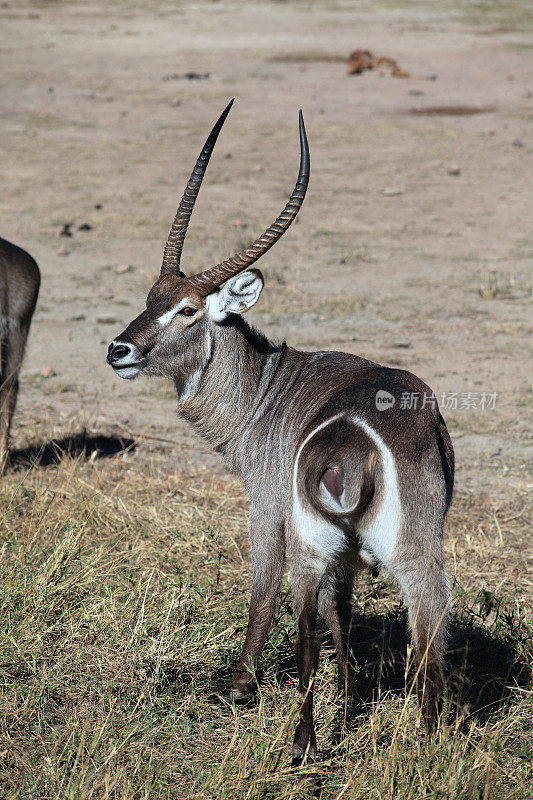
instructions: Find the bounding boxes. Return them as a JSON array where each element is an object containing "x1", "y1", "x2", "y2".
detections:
[
  {"x1": 0, "y1": 446, "x2": 531, "y2": 799},
  {"x1": 478, "y1": 271, "x2": 532, "y2": 300}
]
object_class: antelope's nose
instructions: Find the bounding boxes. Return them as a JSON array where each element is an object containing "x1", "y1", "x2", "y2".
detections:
[{"x1": 107, "y1": 341, "x2": 132, "y2": 365}]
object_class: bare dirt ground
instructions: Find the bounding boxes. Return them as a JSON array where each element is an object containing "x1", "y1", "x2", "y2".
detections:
[{"x1": 1, "y1": 1, "x2": 531, "y2": 498}]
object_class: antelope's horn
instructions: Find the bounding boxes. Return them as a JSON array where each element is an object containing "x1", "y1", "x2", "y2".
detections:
[
  {"x1": 188, "y1": 110, "x2": 309, "y2": 294},
  {"x1": 160, "y1": 99, "x2": 234, "y2": 277}
]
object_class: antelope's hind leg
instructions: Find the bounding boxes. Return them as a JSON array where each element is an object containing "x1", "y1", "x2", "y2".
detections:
[{"x1": 389, "y1": 532, "x2": 450, "y2": 729}]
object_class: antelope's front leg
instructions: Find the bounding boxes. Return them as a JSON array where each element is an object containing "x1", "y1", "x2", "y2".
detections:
[{"x1": 229, "y1": 509, "x2": 285, "y2": 701}]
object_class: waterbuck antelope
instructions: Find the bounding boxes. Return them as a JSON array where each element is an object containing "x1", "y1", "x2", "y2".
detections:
[
  {"x1": 107, "y1": 101, "x2": 454, "y2": 764},
  {"x1": 0, "y1": 237, "x2": 40, "y2": 475}
]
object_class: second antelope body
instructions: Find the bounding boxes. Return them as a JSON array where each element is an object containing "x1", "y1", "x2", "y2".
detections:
[{"x1": 108, "y1": 102, "x2": 454, "y2": 765}]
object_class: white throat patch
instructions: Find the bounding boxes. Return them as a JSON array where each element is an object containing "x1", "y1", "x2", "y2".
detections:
[
  {"x1": 175, "y1": 368, "x2": 203, "y2": 400},
  {"x1": 175, "y1": 330, "x2": 212, "y2": 401}
]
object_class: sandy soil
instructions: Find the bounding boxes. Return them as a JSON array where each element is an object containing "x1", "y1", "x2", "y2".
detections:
[{"x1": 1, "y1": 0, "x2": 531, "y2": 501}]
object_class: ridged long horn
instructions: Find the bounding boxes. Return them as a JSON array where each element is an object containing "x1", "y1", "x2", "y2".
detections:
[
  {"x1": 160, "y1": 99, "x2": 234, "y2": 276},
  {"x1": 188, "y1": 110, "x2": 309, "y2": 294}
]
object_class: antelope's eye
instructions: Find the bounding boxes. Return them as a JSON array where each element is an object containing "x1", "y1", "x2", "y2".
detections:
[{"x1": 180, "y1": 307, "x2": 197, "y2": 317}]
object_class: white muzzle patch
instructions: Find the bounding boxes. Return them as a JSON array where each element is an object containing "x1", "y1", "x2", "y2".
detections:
[
  {"x1": 114, "y1": 363, "x2": 142, "y2": 380},
  {"x1": 110, "y1": 341, "x2": 143, "y2": 380}
]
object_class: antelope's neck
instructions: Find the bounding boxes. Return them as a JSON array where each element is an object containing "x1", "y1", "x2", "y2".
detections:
[{"x1": 177, "y1": 318, "x2": 283, "y2": 459}]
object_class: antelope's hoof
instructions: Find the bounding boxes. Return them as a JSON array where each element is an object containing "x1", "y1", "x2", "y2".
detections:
[
  {"x1": 291, "y1": 744, "x2": 317, "y2": 768},
  {"x1": 217, "y1": 683, "x2": 256, "y2": 707}
]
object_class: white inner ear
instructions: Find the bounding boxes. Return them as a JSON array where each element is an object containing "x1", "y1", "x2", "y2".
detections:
[{"x1": 206, "y1": 271, "x2": 264, "y2": 322}]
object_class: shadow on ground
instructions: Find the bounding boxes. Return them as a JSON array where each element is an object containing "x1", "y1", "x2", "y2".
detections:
[
  {"x1": 335, "y1": 605, "x2": 531, "y2": 727},
  {"x1": 240, "y1": 596, "x2": 531, "y2": 728},
  {"x1": 8, "y1": 431, "x2": 136, "y2": 469}
]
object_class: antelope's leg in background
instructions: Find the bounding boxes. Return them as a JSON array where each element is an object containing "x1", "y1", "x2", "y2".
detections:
[
  {"x1": 0, "y1": 336, "x2": 5, "y2": 474},
  {"x1": 229, "y1": 510, "x2": 285, "y2": 700},
  {"x1": 0, "y1": 325, "x2": 26, "y2": 475}
]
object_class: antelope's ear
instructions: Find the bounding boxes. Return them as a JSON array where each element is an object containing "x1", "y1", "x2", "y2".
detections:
[{"x1": 205, "y1": 269, "x2": 264, "y2": 321}]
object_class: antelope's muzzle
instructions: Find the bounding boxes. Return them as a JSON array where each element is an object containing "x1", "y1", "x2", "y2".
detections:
[{"x1": 107, "y1": 340, "x2": 143, "y2": 380}]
